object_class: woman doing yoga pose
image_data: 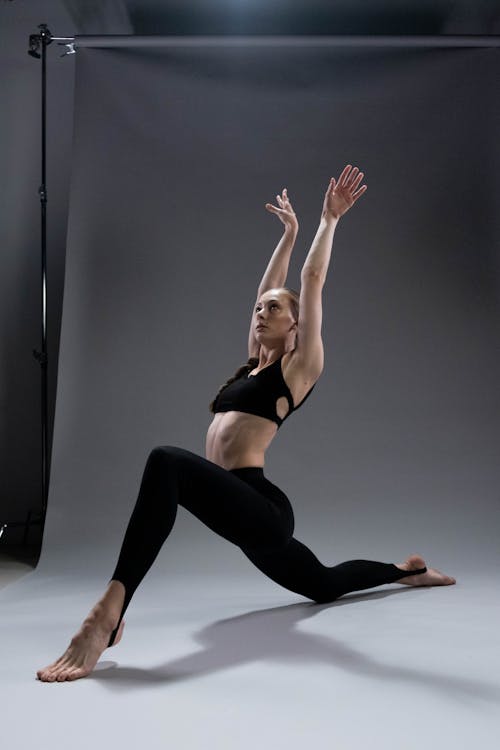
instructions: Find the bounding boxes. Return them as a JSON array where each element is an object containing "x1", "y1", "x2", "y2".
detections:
[{"x1": 37, "y1": 164, "x2": 456, "y2": 682}]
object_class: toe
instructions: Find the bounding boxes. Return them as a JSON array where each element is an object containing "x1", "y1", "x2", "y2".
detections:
[
  {"x1": 67, "y1": 667, "x2": 86, "y2": 680},
  {"x1": 46, "y1": 663, "x2": 61, "y2": 676},
  {"x1": 49, "y1": 656, "x2": 72, "y2": 674},
  {"x1": 58, "y1": 669, "x2": 71, "y2": 681}
]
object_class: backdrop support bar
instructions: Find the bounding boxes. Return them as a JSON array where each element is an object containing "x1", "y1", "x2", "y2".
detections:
[{"x1": 55, "y1": 34, "x2": 500, "y2": 49}]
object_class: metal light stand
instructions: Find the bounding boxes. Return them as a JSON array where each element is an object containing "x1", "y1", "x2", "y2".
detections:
[
  {"x1": 31, "y1": 24, "x2": 52, "y2": 535},
  {"x1": 0, "y1": 27, "x2": 75, "y2": 550},
  {"x1": 0, "y1": 24, "x2": 53, "y2": 549}
]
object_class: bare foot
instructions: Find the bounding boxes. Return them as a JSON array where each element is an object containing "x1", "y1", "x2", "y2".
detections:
[
  {"x1": 36, "y1": 581, "x2": 126, "y2": 683},
  {"x1": 395, "y1": 553, "x2": 456, "y2": 587}
]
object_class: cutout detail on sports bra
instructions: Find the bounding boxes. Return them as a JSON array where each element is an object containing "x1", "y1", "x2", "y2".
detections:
[{"x1": 276, "y1": 396, "x2": 290, "y2": 420}]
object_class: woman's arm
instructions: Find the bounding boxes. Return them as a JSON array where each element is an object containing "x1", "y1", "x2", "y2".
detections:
[
  {"x1": 301, "y1": 165, "x2": 366, "y2": 282},
  {"x1": 296, "y1": 165, "x2": 367, "y2": 375},
  {"x1": 248, "y1": 189, "x2": 298, "y2": 358},
  {"x1": 258, "y1": 188, "x2": 298, "y2": 293}
]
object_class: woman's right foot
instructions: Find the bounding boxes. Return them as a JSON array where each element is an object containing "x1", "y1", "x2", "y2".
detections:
[
  {"x1": 395, "y1": 553, "x2": 456, "y2": 587},
  {"x1": 36, "y1": 581, "x2": 126, "y2": 683}
]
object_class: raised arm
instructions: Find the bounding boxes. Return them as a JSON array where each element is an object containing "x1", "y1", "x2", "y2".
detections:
[
  {"x1": 248, "y1": 189, "x2": 298, "y2": 358},
  {"x1": 296, "y1": 165, "x2": 367, "y2": 375}
]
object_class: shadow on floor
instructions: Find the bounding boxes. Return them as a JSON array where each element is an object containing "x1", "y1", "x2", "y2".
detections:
[{"x1": 90, "y1": 585, "x2": 500, "y2": 706}]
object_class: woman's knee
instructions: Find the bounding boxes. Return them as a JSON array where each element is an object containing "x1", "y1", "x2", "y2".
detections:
[
  {"x1": 143, "y1": 446, "x2": 180, "y2": 479},
  {"x1": 145, "y1": 445, "x2": 204, "y2": 488},
  {"x1": 148, "y1": 445, "x2": 186, "y2": 465}
]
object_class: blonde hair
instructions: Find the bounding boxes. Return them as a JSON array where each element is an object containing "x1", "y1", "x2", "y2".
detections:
[{"x1": 283, "y1": 287, "x2": 300, "y2": 323}]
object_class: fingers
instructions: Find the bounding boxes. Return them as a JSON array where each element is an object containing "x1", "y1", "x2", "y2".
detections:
[
  {"x1": 277, "y1": 188, "x2": 292, "y2": 208},
  {"x1": 337, "y1": 165, "x2": 364, "y2": 189},
  {"x1": 349, "y1": 169, "x2": 367, "y2": 199},
  {"x1": 343, "y1": 166, "x2": 359, "y2": 188},
  {"x1": 352, "y1": 184, "x2": 368, "y2": 201},
  {"x1": 265, "y1": 202, "x2": 283, "y2": 214},
  {"x1": 346, "y1": 167, "x2": 359, "y2": 186},
  {"x1": 331, "y1": 165, "x2": 366, "y2": 195},
  {"x1": 270, "y1": 188, "x2": 295, "y2": 217},
  {"x1": 338, "y1": 164, "x2": 352, "y2": 186},
  {"x1": 350, "y1": 171, "x2": 363, "y2": 190}
]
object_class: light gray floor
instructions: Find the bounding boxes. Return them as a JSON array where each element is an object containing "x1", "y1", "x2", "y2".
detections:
[
  {"x1": 1, "y1": 554, "x2": 499, "y2": 750},
  {"x1": 0, "y1": 551, "x2": 36, "y2": 590}
]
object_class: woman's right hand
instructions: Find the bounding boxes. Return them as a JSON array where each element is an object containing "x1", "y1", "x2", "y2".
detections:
[
  {"x1": 321, "y1": 165, "x2": 367, "y2": 221},
  {"x1": 265, "y1": 188, "x2": 299, "y2": 233}
]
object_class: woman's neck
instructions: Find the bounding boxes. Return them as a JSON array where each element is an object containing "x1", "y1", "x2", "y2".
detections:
[{"x1": 257, "y1": 342, "x2": 293, "y2": 369}]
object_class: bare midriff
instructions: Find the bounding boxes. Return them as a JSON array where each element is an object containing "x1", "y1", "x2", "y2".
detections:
[{"x1": 205, "y1": 411, "x2": 278, "y2": 470}]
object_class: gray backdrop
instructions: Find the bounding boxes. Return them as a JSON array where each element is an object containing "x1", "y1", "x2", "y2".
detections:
[
  {"x1": 2, "y1": 40, "x2": 500, "y2": 750},
  {"x1": 38, "y1": 44, "x2": 499, "y2": 579}
]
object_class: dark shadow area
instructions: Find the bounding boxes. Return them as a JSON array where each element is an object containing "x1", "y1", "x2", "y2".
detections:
[{"x1": 0, "y1": 544, "x2": 40, "y2": 568}]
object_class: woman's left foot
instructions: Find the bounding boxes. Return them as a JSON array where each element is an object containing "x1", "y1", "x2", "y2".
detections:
[
  {"x1": 36, "y1": 610, "x2": 125, "y2": 682},
  {"x1": 36, "y1": 580, "x2": 126, "y2": 682},
  {"x1": 395, "y1": 553, "x2": 456, "y2": 587}
]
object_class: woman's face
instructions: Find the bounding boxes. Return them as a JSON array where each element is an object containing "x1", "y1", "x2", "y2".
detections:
[{"x1": 254, "y1": 289, "x2": 297, "y2": 343}]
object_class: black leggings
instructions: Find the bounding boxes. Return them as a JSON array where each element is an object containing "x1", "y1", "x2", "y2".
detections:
[{"x1": 107, "y1": 446, "x2": 422, "y2": 646}]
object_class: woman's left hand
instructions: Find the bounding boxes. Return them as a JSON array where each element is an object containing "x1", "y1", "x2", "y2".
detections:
[
  {"x1": 322, "y1": 165, "x2": 367, "y2": 220},
  {"x1": 265, "y1": 188, "x2": 299, "y2": 232}
]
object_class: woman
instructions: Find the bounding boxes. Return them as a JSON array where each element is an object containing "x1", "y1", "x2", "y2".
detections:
[{"x1": 37, "y1": 164, "x2": 455, "y2": 682}]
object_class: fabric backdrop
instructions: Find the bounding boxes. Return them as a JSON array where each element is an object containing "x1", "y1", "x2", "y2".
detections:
[{"x1": 38, "y1": 43, "x2": 500, "y2": 578}]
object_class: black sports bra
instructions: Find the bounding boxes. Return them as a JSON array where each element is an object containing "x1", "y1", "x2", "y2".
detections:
[{"x1": 212, "y1": 355, "x2": 315, "y2": 428}]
